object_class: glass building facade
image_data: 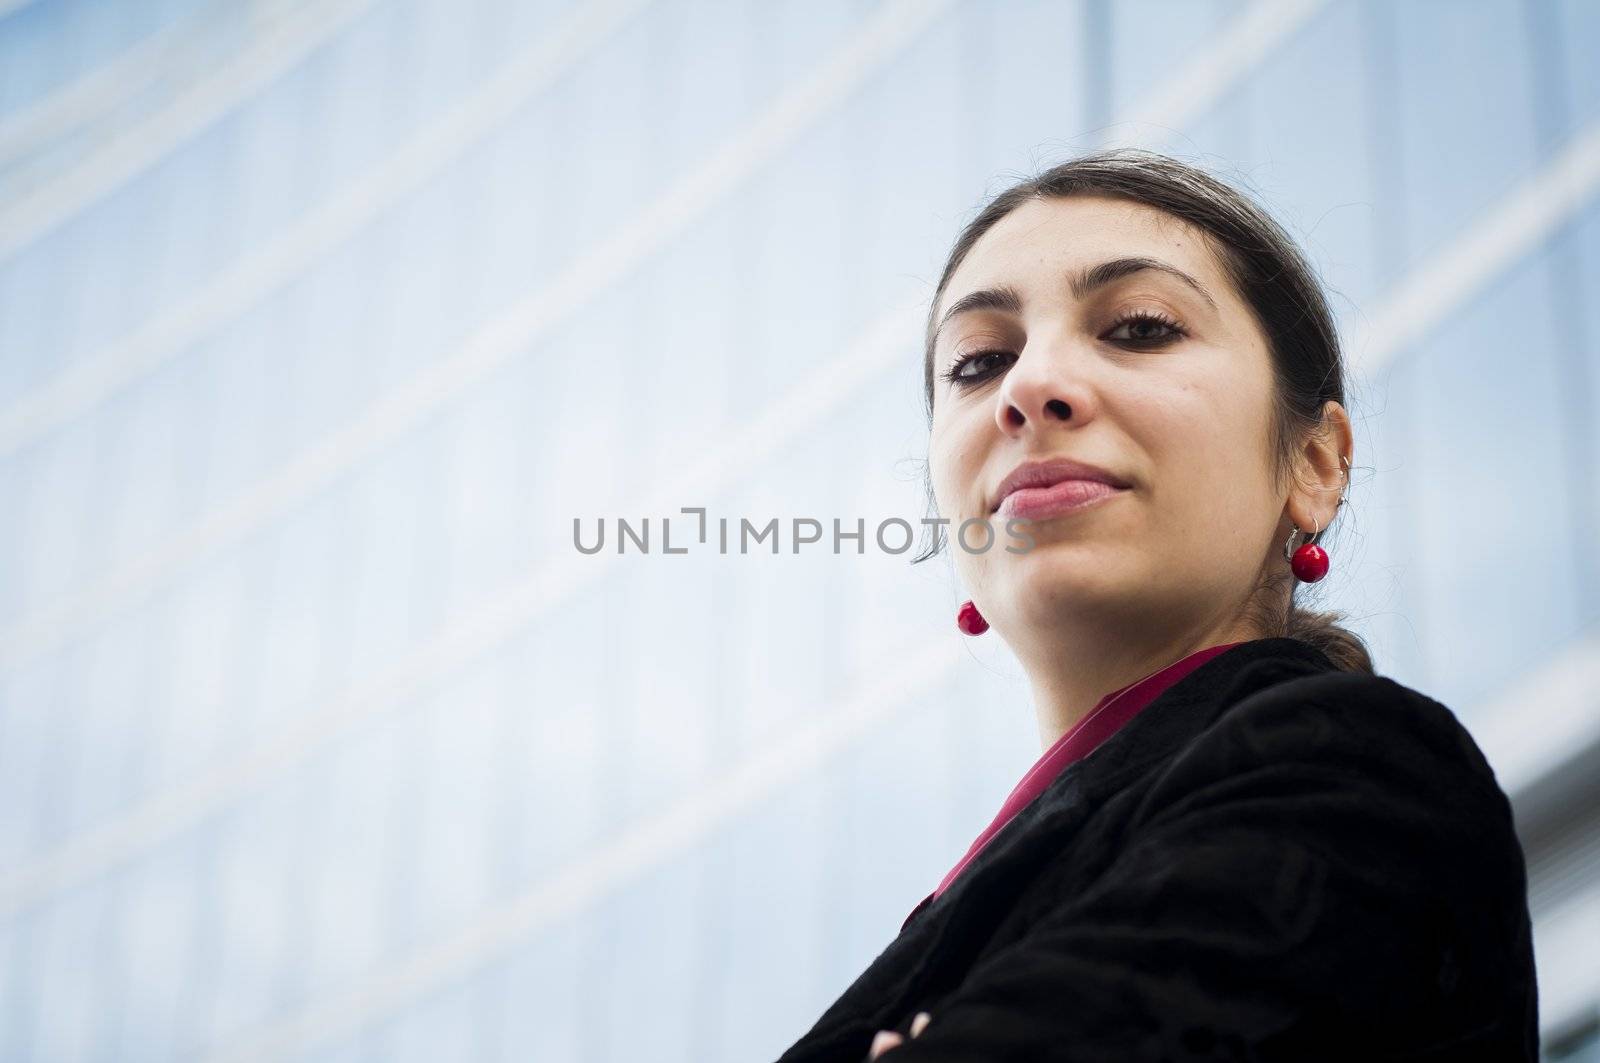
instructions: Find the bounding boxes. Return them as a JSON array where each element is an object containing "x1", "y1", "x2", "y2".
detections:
[{"x1": 0, "y1": 0, "x2": 1596, "y2": 1058}]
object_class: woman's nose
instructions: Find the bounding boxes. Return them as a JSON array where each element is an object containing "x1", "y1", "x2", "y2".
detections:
[
  {"x1": 994, "y1": 347, "x2": 1080, "y2": 434},
  {"x1": 996, "y1": 380, "x2": 1074, "y2": 433},
  {"x1": 992, "y1": 341, "x2": 1097, "y2": 438}
]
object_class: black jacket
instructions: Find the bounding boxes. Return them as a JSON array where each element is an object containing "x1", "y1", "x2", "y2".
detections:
[{"x1": 776, "y1": 637, "x2": 1539, "y2": 1061}]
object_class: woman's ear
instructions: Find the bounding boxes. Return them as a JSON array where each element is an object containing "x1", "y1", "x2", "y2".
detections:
[{"x1": 1287, "y1": 400, "x2": 1353, "y2": 528}]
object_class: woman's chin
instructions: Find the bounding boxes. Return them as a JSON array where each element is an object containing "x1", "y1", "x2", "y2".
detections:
[{"x1": 995, "y1": 545, "x2": 1132, "y2": 606}]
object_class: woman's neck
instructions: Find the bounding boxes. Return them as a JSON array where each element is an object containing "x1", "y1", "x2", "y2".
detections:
[{"x1": 1017, "y1": 617, "x2": 1260, "y2": 751}]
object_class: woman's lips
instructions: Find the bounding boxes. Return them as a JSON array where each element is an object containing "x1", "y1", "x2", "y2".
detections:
[{"x1": 995, "y1": 479, "x2": 1127, "y2": 521}]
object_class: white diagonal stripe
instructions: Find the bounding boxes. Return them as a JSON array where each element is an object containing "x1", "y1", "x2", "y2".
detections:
[
  {"x1": 1471, "y1": 629, "x2": 1600, "y2": 802},
  {"x1": 0, "y1": 0, "x2": 654, "y2": 461},
  {"x1": 1100, "y1": 0, "x2": 1329, "y2": 148},
  {"x1": 0, "y1": 1, "x2": 267, "y2": 173},
  {"x1": 0, "y1": 0, "x2": 377, "y2": 262},
  {"x1": 1346, "y1": 120, "x2": 1600, "y2": 381}
]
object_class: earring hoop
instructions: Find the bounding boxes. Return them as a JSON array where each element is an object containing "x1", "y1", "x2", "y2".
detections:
[{"x1": 1283, "y1": 513, "x2": 1324, "y2": 561}]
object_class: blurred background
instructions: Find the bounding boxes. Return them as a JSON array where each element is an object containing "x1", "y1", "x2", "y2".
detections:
[{"x1": 0, "y1": 0, "x2": 1597, "y2": 1059}]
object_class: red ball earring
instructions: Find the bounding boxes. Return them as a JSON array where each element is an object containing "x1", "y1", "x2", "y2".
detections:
[
  {"x1": 1284, "y1": 514, "x2": 1329, "y2": 583},
  {"x1": 956, "y1": 600, "x2": 988, "y2": 635}
]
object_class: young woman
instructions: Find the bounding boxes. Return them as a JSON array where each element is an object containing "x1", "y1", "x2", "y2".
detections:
[{"x1": 776, "y1": 150, "x2": 1539, "y2": 1062}]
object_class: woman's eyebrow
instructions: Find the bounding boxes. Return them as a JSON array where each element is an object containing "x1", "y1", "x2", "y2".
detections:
[
  {"x1": 934, "y1": 256, "x2": 1219, "y2": 342},
  {"x1": 1072, "y1": 256, "x2": 1218, "y2": 311},
  {"x1": 933, "y1": 285, "x2": 1024, "y2": 343}
]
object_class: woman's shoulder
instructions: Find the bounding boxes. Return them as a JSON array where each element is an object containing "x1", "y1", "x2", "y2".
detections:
[
  {"x1": 1183, "y1": 666, "x2": 1513, "y2": 812},
  {"x1": 1128, "y1": 664, "x2": 1530, "y2": 936}
]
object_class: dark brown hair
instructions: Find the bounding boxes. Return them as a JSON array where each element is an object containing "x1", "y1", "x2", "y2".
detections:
[{"x1": 915, "y1": 147, "x2": 1373, "y2": 675}]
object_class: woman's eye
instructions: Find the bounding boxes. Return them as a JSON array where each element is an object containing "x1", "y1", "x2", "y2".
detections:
[
  {"x1": 943, "y1": 349, "x2": 1015, "y2": 387},
  {"x1": 1105, "y1": 312, "x2": 1184, "y2": 345}
]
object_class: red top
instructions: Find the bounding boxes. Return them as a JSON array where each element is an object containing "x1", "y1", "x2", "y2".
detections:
[{"x1": 903, "y1": 640, "x2": 1245, "y2": 931}]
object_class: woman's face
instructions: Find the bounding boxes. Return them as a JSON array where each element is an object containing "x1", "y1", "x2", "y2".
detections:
[{"x1": 928, "y1": 194, "x2": 1284, "y2": 639}]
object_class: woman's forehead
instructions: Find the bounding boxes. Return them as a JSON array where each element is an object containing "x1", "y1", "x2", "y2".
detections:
[{"x1": 942, "y1": 196, "x2": 1222, "y2": 312}]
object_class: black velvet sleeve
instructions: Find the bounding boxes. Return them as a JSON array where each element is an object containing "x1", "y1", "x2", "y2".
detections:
[{"x1": 874, "y1": 673, "x2": 1539, "y2": 1061}]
